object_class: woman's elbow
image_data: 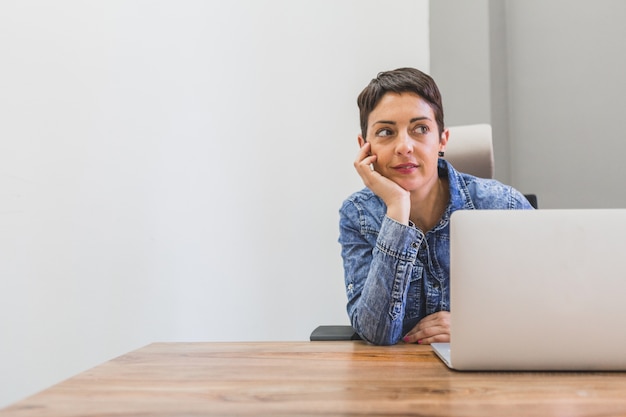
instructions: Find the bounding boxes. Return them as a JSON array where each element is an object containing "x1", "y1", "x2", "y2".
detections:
[{"x1": 352, "y1": 318, "x2": 400, "y2": 346}]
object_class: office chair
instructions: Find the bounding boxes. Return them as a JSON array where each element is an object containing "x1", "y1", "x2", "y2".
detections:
[
  {"x1": 446, "y1": 124, "x2": 537, "y2": 207},
  {"x1": 310, "y1": 124, "x2": 537, "y2": 341}
]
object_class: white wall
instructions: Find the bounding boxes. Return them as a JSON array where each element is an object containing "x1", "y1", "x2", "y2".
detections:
[
  {"x1": 430, "y1": 0, "x2": 491, "y2": 126},
  {"x1": 431, "y1": 0, "x2": 626, "y2": 208},
  {"x1": 505, "y1": 0, "x2": 626, "y2": 208},
  {"x1": 0, "y1": 0, "x2": 430, "y2": 407},
  {"x1": 430, "y1": 0, "x2": 512, "y2": 181}
]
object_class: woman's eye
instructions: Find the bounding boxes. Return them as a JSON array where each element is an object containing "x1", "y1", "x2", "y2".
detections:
[
  {"x1": 413, "y1": 125, "x2": 429, "y2": 134},
  {"x1": 376, "y1": 128, "x2": 393, "y2": 137}
]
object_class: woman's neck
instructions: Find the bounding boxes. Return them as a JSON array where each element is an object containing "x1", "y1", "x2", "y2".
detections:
[{"x1": 409, "y1": 178, "x2": 450, "y2": 232}]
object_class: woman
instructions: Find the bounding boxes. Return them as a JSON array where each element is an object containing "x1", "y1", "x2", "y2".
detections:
[{"x1": 339, "y1": 68, "x2": 533, "y2": 346}]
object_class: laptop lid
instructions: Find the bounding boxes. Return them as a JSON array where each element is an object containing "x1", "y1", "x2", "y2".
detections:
[{"x1": 444, "y1": 209, "x2": 626, "y2": 371}]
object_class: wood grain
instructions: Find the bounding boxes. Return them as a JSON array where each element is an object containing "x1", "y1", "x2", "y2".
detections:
[{"x1": 2, "y1": 341, "x2": 626, "y2": 416}]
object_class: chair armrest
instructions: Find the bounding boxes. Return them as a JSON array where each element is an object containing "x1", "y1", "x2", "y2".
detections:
[
  {"x1": 310, "y1": 325, "x2": 361, "y2": 341},
  {"x1": 524, "y1": 194, "x2": 538, "y2": 209}
]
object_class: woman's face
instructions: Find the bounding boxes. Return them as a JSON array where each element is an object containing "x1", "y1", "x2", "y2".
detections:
[{"x1": 359, "y1": 92, "x2": 447, "y2": 193}]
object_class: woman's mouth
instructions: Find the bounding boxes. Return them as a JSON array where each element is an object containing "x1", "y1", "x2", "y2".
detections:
[{"x1": 393, "y1": 163, "x2": 419, "y2": 174}]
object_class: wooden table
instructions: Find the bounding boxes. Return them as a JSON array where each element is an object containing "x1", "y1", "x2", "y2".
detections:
[{"x1": 2, "y1": 341, "x2": 626, "y2": 416}]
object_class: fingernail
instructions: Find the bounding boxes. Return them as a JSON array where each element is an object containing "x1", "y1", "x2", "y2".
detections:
[
  {"x1": 417, "y1": 339, "x2": 422, "y2": 344},
  {"x1": 402, "y1": 336, "x2": 410, "y2": 343}
]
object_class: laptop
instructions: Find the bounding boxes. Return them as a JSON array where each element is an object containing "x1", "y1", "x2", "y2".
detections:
[{"x1": 431, "y1": 209, "x2": 626, "y2": 371}]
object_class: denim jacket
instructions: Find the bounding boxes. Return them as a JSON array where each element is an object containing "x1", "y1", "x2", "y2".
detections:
[{"x1": 338, "y1": 159, "x2": 534, "y2": 345}]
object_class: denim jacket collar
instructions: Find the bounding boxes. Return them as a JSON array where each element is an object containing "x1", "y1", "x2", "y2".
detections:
[{"x1": 431, "y1": 158, "x2": 475, "y2": 233}]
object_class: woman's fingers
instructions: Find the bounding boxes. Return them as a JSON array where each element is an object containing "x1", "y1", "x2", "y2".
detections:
[{"x1": 403, "y1": 311, "x2": 451, "y2": 344}]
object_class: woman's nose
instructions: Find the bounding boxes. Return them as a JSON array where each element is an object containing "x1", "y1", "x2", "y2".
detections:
[{"x1": 395, "y1": 133, "x2": 413, "y2": 155}]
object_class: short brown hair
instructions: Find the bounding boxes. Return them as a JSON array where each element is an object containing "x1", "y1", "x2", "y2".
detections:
[{"x1": 357, "y1": 67, "x2": 444, "y2": 139}]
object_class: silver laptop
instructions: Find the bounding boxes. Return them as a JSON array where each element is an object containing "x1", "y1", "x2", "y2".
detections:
[{"x1": 431, "y1": 209, "x2": 626, "y2": 371}]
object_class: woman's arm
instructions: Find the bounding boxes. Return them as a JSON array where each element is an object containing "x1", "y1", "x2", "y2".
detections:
[{"x1": 339, "y1": 205, "x2": 421, "y2": 345}]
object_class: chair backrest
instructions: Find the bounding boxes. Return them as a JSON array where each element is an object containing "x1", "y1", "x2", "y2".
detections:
[
  {"x1": 445, "y1": 124, "x2": 494, "y2": 179},
  {"x1": 445, "y1": 124, "x2": 537, "y2": 209}
]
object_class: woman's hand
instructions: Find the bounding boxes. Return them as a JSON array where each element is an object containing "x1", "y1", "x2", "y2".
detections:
[
  {"x1": 402, "y1": 311, "x2": 450, "y2": 344},
  {"x1": 354, "y1": 142, "x2": 410, "y2": 224}
]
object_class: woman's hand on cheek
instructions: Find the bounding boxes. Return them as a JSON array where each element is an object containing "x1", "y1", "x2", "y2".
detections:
[
  {"x1": 354, "y1": 142, "x2": 410, "y2": 224},
  {"x1": 353, "y1": 142, "x2": 377, "y2": 182}
]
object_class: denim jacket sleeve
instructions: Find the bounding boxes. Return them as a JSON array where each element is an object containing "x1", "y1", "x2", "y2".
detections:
[{"x1": 339, "y1": 199, "x2": 423, "y2": 345}]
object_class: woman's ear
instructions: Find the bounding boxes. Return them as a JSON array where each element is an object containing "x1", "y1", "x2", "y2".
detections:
[
  {"x1": 439, "y1": 129, "x2": 450, "y2": 154},
  {"x1": 358, "y1": 134, "x2": 367, "y2": 148}
]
